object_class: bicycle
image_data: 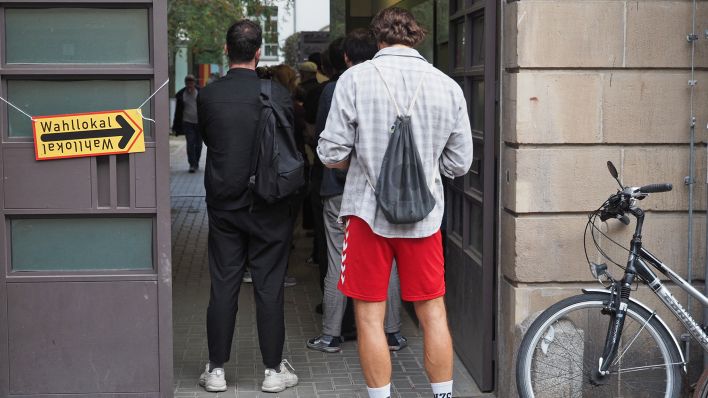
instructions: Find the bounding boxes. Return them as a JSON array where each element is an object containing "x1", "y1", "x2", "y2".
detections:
[{"x1": 515, "y1": 161, "x2": 708, "y2": 398}]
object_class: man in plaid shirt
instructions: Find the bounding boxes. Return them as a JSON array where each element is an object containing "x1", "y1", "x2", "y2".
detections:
[{"x1": 317, "y1": 7, "x2": 473, "y2": 398}]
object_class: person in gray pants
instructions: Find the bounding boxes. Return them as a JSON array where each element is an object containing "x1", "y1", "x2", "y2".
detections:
[{"x1": 306, "y1": 29, "x2": 407, "y2": 353}]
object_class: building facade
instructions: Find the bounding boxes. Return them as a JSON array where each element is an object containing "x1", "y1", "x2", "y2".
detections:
[
  {"x1": 341, "y1": 0, "x2": 708, "y2": 395},
  {"x1": 259, "y1": 0, "x2": 331, "y2": 66}
]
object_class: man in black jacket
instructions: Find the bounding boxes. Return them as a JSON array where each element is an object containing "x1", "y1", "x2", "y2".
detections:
[
  {"x1": 196, "y1": 19, "x2": 298, "y2": 394},
  {"x1": 172, "y1": 74, "x2": 201, "y2": 172}
]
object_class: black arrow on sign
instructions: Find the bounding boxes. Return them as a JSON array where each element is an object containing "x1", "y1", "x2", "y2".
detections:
[{"x1": 40, "y1": 114, "x2": 136, "y2": 149}]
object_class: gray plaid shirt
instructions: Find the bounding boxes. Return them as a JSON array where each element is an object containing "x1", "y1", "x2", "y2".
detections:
[{"x1": 317, "y1": 47, "x2": 473, "y2": 238}]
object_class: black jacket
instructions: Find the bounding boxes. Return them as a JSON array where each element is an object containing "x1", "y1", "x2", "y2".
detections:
[
  {"x1": 197, "y1": 68, "x2": 294, "y2": 210},
  {"x1": 172, "y1": 85, "x2": 200, "y2": 135}
]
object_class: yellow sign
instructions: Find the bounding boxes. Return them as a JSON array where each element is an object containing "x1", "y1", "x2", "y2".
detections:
[{"x1": 33, "y1": 109, "x2": 145, "y2": 160}]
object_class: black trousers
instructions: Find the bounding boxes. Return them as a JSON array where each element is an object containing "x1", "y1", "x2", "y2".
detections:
[
  {"x1": 206, "y1": 201, "x2": 294, "y2": 368},
  {"x1": 183, "y1": 122, "x2": 202, "y2": 168}
]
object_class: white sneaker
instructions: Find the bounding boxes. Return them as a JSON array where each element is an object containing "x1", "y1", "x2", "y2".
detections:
[
  {"x1": 199, "y1": 363, "x2": 227, "y2": 392},
  {"x1": 261, "y1": 359, "x2": 298, "y2": 392}
]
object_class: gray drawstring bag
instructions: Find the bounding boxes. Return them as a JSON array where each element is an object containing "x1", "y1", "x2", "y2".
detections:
[{"x1": 368, "y1": 62, "x2": 435, "y2": 224}]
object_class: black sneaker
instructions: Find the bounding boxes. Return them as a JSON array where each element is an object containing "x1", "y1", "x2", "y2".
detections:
[
  {"x1": 306, "y1": 334, "x2": 342, "y2": 353},
  {"x1": 387, "y1": 332, "x2": 408, "y2": 351},
  {"x1": 341, "y1": 329, "x2": 357, "y2": 341}
]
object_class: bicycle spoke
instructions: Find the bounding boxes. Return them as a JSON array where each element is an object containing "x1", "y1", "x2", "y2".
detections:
[
  {"x1": 536, "y1": 322, "x2": 597, "y2": 370},
  {"x1": 528, "y1": 368, "x2": 583, "y2": 383},
  {"x1": 610, "y1": 312, "x2": 655, "y2": 367},
  {"x1": 611, "y1": 361, "x2": 684, "y2": 374},
  {"x1": 533, "y1": 344, "x2": 591, "y2": 372}
]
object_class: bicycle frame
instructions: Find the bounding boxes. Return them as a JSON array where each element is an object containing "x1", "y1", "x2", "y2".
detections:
[{"x1": 598, "y1": 205, "x2": 708, "y2": 375}]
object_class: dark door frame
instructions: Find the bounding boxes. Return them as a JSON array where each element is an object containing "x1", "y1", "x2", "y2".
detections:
[{"x1": 445, "y1": 0, "x2": 498, "y2": 392}]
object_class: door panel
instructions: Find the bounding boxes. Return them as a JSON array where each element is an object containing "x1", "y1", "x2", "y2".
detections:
[
  {"x1": 445, "y1": 0, "x2": 497, "y2": 391},
  {"x1": 8, "y1": 282, "x2": 160, "y2": 394}
]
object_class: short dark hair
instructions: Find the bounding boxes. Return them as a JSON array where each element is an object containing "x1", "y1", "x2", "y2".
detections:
[
  {"x1": 370, "y1": 7, "x2": 426, "y2": 47},
  {"x1": 327, "y1": 37, "x2": 346, "y2": 74},
  {"x1": 307, "y1": 52, "x2": 322, "y2": 70},
  {"x1": 343, "y1": 28, "x2": 378, "y2": 65},
  {"x1": 226, "y1": 19, "x2": 262, "y2": 63}
]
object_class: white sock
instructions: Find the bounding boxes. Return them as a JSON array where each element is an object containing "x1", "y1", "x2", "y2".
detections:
[
  {"x1": 431, "y1": 380, "x2": 453, "y2": 398},
  {"x1": 367, "y1": 383, "x2": 391, "y2": 398}
]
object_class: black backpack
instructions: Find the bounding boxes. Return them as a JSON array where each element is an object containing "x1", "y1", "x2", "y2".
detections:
[{"x1": 248, "y1": 79, "x2": 306, "y2": 204}]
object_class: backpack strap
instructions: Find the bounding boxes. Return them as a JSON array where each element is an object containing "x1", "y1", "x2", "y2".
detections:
[
  {"x1": 249, "y1": 79, "x2": 271, "y2": 188},
  {"x1": 371, "y1": 61, "x2": 402, "y2": 117},
  {"x1": 405, "y1": 77, "x2": 425, "y2": 116},
  {"x1": 370, "y1": 61, "x2": 425, "y2": 117}
]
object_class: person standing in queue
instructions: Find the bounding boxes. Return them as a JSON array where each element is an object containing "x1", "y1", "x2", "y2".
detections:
[
  {"x1": 307, "y1": 29, "x2": 407, "y2": 354},
  {"x1": 197, "y1": 19, "x2": 298, "y2": 394},
  {"x1": 317, "y1": 8, "x2": 473, "y2": 398}
]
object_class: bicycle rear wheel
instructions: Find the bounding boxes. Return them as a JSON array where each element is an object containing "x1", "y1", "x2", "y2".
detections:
[{"x1": 516, "y1": 293, "x2": 684, "y2": 398}]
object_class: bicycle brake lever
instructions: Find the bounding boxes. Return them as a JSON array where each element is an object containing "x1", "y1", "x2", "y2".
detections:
[{"x1": 618, "y1": 214, "x2": 630, "y2": 225}]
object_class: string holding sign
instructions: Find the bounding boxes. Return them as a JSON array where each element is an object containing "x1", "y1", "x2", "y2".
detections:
[
  {"x1": 0, "y1": 77, "x2": 170, "y2": 124},
  {"x1": 0, "y1": 95, "x2": 34, "y2": 120},
  {"x1": 0, "y1": 78, "x2": 171, "y2": 160}
]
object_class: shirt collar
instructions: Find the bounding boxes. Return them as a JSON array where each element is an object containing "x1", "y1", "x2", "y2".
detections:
[
  {"x1": 373, "y1": 46, "x2": 427, "y2": 62},
  {"x1": 227, "y1": 67, "x2": 257, "y2": 76}
]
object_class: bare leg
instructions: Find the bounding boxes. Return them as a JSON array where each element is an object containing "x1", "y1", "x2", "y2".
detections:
[
  {"x1": 353, "y1": 299, "x2": 391, "y2": 387},
  {"x1": 414, "y1": 297, "x2": 453, "y2": 382}
]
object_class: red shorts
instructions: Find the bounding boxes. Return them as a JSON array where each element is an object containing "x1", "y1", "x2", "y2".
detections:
[{"x1": 338, "y1": 216, "x2": 445, "y2": 302}]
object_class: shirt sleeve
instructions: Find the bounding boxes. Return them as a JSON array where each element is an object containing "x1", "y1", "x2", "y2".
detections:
[
  {"x1": 317, "y1": 72, "x2": 357, "y2": 165},
  {"x1": 439, "y1": 88, "x2": 474, "y2": 178}
]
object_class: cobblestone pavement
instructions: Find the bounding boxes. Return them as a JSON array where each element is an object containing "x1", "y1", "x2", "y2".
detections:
[{"x1": 169, "y1": 136, "x2": 487, "y2": 397}]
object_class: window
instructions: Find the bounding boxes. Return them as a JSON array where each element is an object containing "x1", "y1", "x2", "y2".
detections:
[
  {"x1": 5, "y1": 8, "x2": 150, "y2": 64},
  {"x1": 11, "y1": 217, "x2": 153, "y2": 271},
  {"x1": 261, "y1": 6, "x2": 279, "y2": 60},
  {"x1": 6, "y1": 80, "x2": 152, "y2": 138}
]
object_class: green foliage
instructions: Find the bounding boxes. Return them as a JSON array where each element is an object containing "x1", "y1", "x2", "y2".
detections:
[
  {"x1": 329, "y1": 0, "x2": 346, "y2": 40},
  {"x1": 283, "y1": 32, "x2": 300, "y2": 67},
  {"x1": 168, "y1": 0, "x2": 282, "y2": 64}
]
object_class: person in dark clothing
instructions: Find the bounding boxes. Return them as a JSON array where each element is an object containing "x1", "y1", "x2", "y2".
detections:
[
  {"x1": 308, "y1": 52, "x2": 329, "y2": 84},
  {"x1": 296, "y1": 61, "x2": 319, "y2": 103},
  {"x1": 172, "y1": 74, "x2": 202, "y2": 173},
  {"x1": 197, "y1": 19, "x2": 298, "y2": 394},
  {"x1": 303, "y1": 48, "x2": 334, "y2": 295}
]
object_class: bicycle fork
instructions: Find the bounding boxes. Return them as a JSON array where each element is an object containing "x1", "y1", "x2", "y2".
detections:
[
  {"x1": 596, "y1": 208, "x2": 644, "y2": 380},
  {"x1": 596, "y1": 276, "x2": 634, "y2": 380}
]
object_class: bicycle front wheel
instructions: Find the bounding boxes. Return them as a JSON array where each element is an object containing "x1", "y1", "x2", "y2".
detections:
[{"x1": 516, "y1": 293, "x2": 684, "y2": 398}]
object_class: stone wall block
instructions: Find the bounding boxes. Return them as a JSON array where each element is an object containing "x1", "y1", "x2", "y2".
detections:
[
  {"x1": 626, "y1": 1, "x2": 708, "y2": 68},
  {"x1": 501, "y1": 212, "x2": 588, "y2": 283},
  {"x1": 502, "y1": 146, "x2": 621, "y2": 213},
  {"x1": 602, "y1": 71, "x2": 708, "y2": 144},
  {"x1": 515, "y1": 1, "x2": 625, "y2": 68},
  {"x1": 504, "y1": 1, "x2": 519, "y2": 68},
  {"x1": 502, "y1": 72, "x2": 518, "y2": 143},
  {"x1": 509, "y1": 72, "x2": 602, "y2": 144},
  {"x1": 504, "y1": 212, "x2": 706, "y2": 283},
  {"x1": 623, "y1": 146, "x2": 707, "y2": 211}
]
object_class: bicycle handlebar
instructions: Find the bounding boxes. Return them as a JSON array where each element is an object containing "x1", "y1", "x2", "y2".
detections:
[{"x1": 638, "y1": 183, "x2": 673, "y2": 194}]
